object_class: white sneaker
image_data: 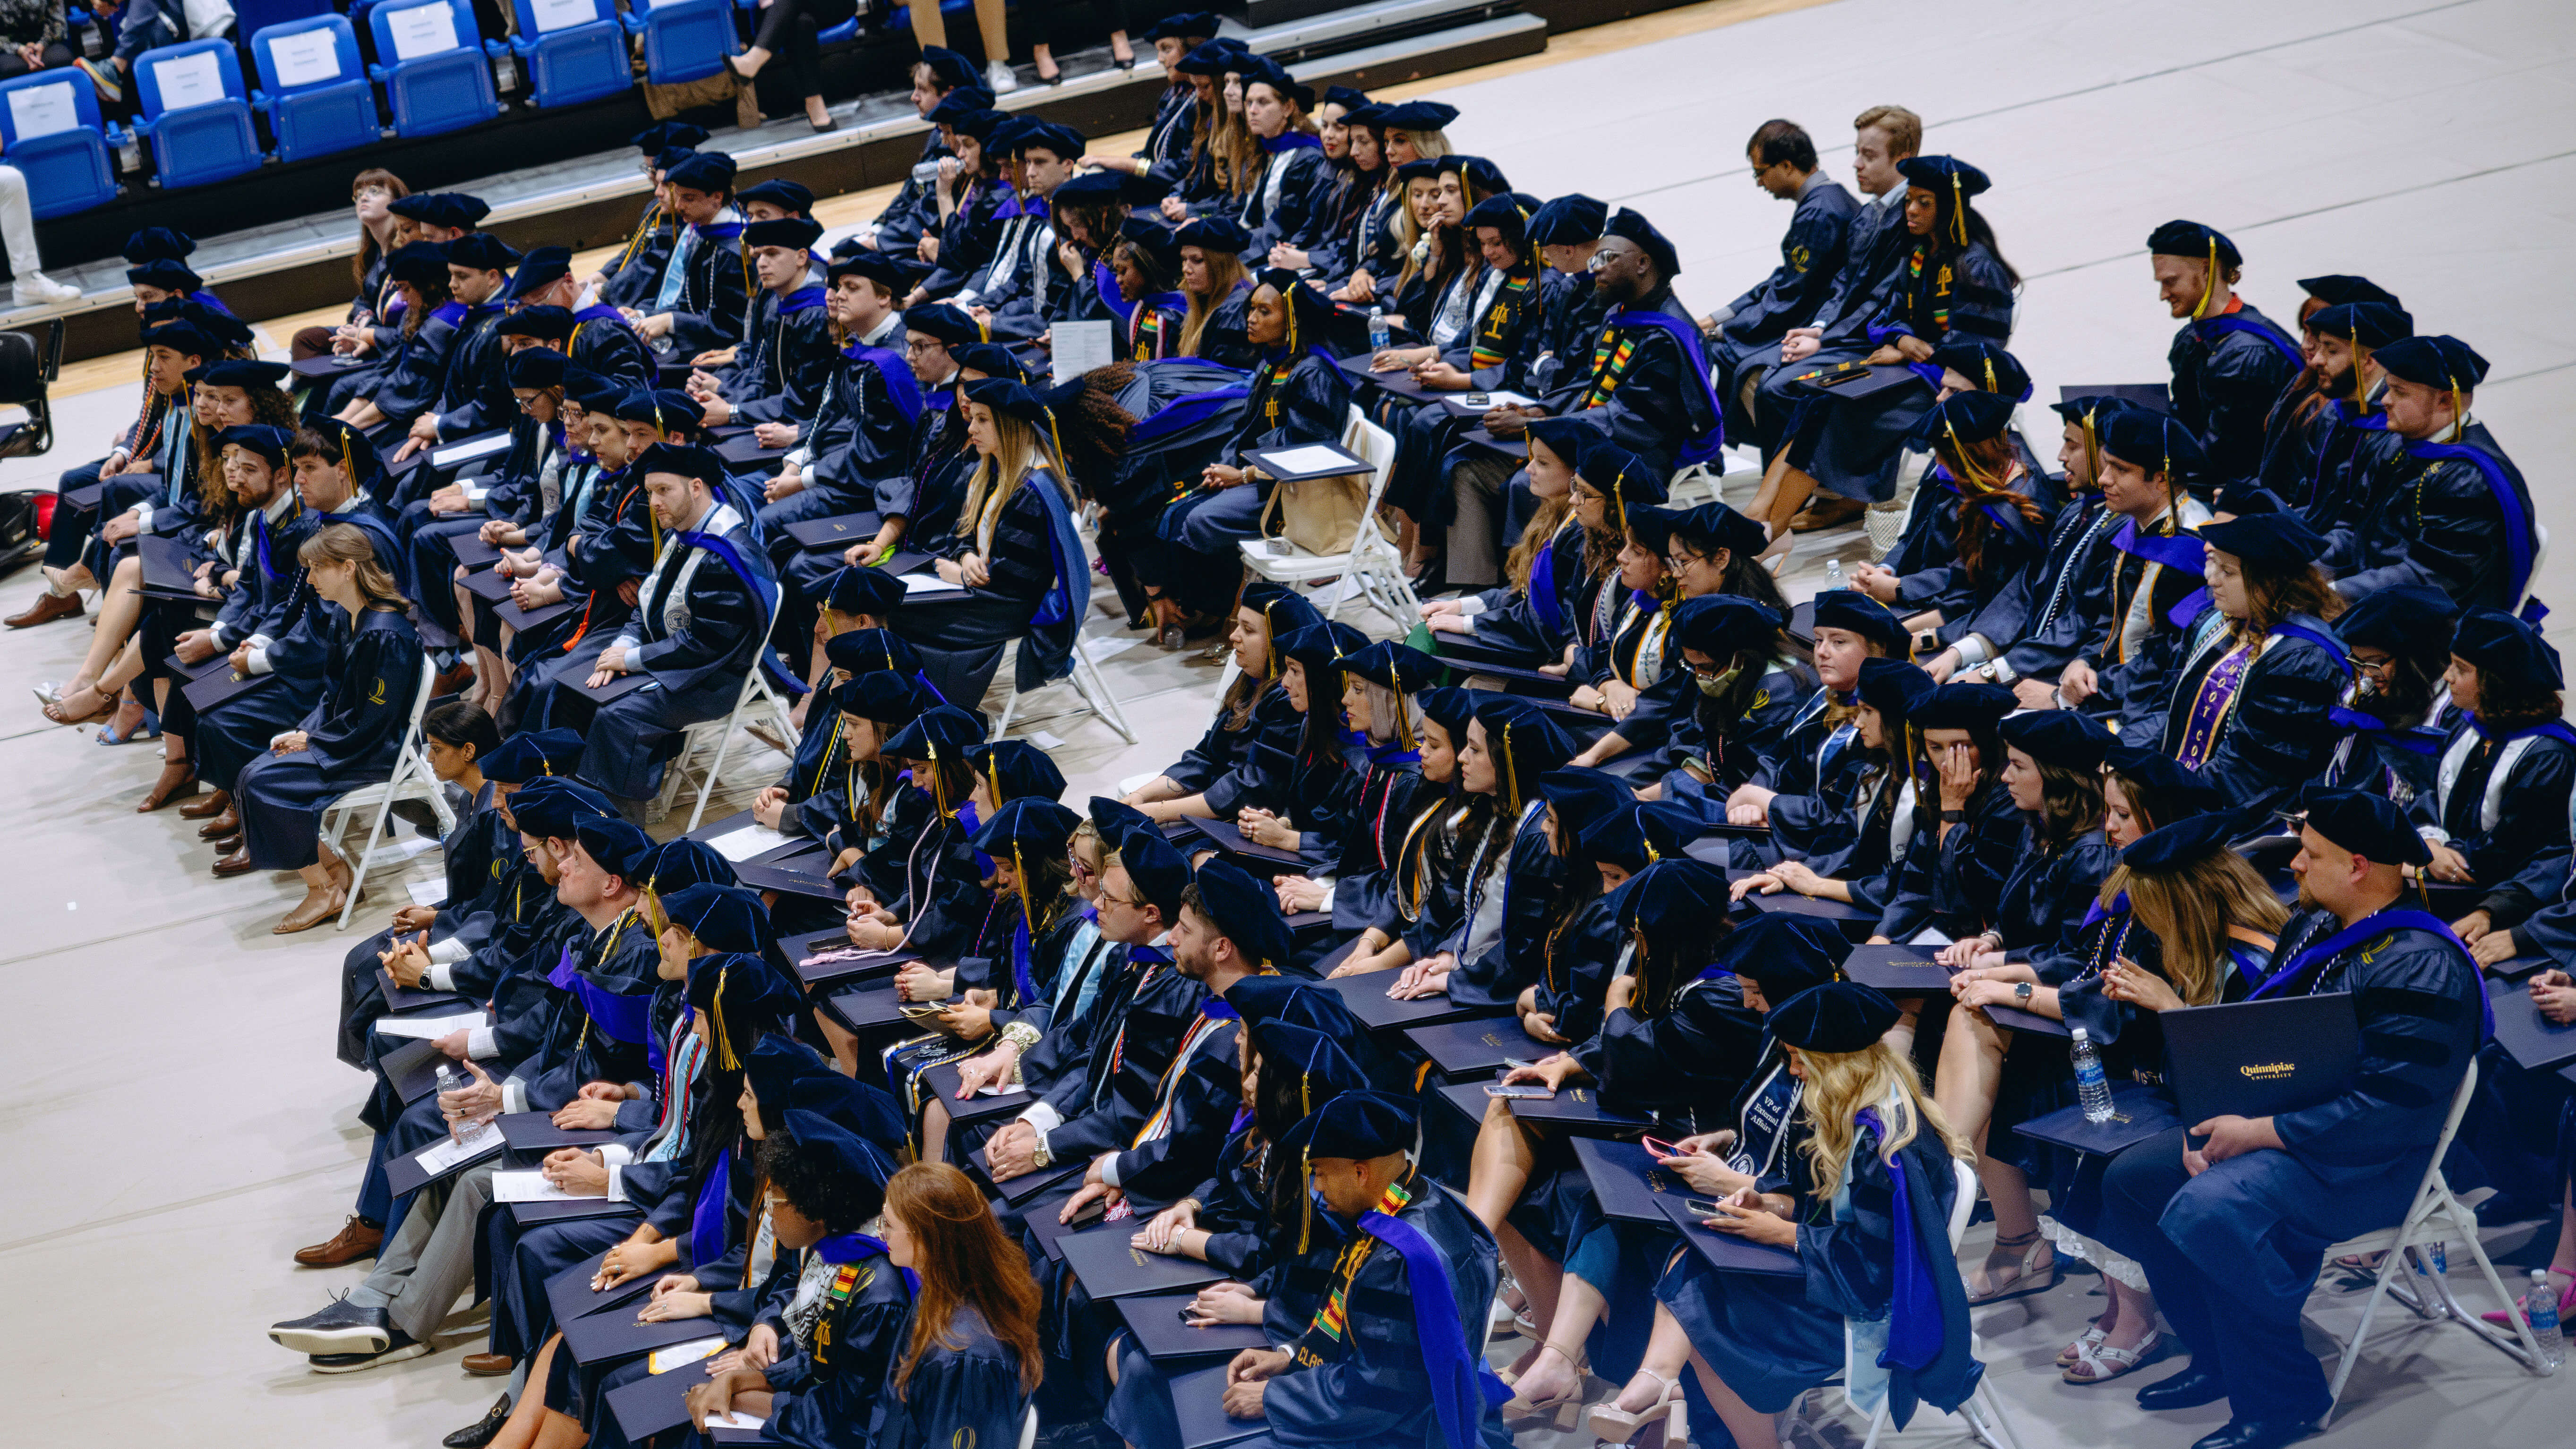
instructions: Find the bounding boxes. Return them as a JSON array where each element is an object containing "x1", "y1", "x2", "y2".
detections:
[
  {"x1": 14, "y1": 272, "x2": 79, "y2": 305},
  {"x1": 986, "y1": 59, "x2": 1018, "y2": 93}
]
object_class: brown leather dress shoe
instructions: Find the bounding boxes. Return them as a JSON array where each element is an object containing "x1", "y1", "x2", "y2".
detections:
[
  {"x1": 211, "y1": 845, "x2": 256, "y2": 877},
  {"x1": 136, "y1": 761, "x2": 200, "y2": 813},
  {"x1": 212, "y1": 833, "x2": 244, "y2": 856},
  {"x1": 197, "y1": 806, "x2": 241, "y2": 839},
  {"x1": 274, "y1": 884, "x2": 347, "y2": 933},
  {"x1": 460, "y1": 1352, "x2": 514, "y2": 1377},
  {"x1": 432, "y1": 661, "x2": 474, "y2": 698},
  {"x1": 4, "y1": 589, "x2": 83, "y2": 629},
  {"x1": 293, "y1": 1215, "x2": 383, "y2": 1266},
  {"x1": 180, "y1": 787, "x2": 231, "y2": 820}
]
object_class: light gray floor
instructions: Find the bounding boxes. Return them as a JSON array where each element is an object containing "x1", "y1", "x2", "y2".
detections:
[{"x1": 3, "y1": 0, "x2": 2572, "y2": 1444}]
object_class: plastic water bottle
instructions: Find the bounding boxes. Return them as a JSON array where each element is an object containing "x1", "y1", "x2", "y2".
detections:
[
  {"x1": 2531, "y1": 1270, "x2": 2565, "y2": 1372},
  {"x1": 2425, "y1": 1240, "x2": 2446, "y2": 1276},
  {"x1": 1368, "y1": 307, "x2": 1389, "y2": 354},
  {"x1": 1823, "y1": 558, "x2": 1845, "y2": 592},
  {"x1": 434, "y1": 1063, "x2": 460, "y2": 1099},
  {"x1": 2071, "y1": 1027, "x2": 2114, "y2": 1123}
]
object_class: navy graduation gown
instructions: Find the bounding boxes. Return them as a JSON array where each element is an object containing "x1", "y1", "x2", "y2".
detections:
[
  {"x1": 2167, "y1": 301, "x2": 2302, "y2": 491},
  {"x1": 863, "y1": 1306, "x2": 1032, "y2": 1449},
  {"x1": 2160, "y1": 614, "x2": 2351, "y2": 832}
]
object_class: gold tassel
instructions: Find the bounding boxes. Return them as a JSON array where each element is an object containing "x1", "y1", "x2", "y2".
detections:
[{"x1": 2192, "y1": 238, "x2": 2218, "y2": 322}]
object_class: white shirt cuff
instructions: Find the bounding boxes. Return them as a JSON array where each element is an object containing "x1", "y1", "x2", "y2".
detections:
[
  {"x1": 207, "y1": 621, "x2": 232, "y2": 648},
  {"x1": 1018, "y1": 1101, "x2": 1064, "y2": 1135},
  {"x1": 466, "y1": 1025, "x2": 498, "y2": 1059},
  {"x1": 599, "y1": 1143, "x2": 634, "y2": 1168},
  {"x1": 425, "y1": 963, "x2": 454, "y2": 991},
  {"x1": 2419, "y1": 826, "x2": 2451, "y2": 845},
  {"x1": 429, "y1": 938, "x2": 471, "y2": 965},
  {"x1": 607, "y1": 1163, "x2": 629, "y2": 1202},
  {"x1": 244, "y1": 643, "x2": 271, "y2": 675},
  {"x1": 1098, "y1": 1152, "x2": 1124, "y2": 1189},
  {"x1": 501, "y1": 1078, "x2": 528, "y2": 1115},
  {"x1": 130, "y1": 502, "x2": 153, "y2": 525},
  {"x1": 1316, "y1": 882, "x2": 1337, "y2": 913}
]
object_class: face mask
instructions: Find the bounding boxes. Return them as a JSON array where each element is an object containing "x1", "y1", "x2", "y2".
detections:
[{"x1": 1694, "y1": 662, "x2": 1743, "y2": 698}]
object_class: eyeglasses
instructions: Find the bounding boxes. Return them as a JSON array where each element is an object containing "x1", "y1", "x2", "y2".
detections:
[
  {"x1": 2351, "y1": 656, "x2": 2396, "y2": 678},
  {"x1": 1096, "y1": 888, "x2": 1142, "y2": 910}
]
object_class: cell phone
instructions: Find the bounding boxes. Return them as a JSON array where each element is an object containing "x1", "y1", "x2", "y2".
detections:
[
  {"x1": 1642, "y1": 1135, "x2": 1681, "y2": 1158},
  {"x1": 897, "y1": 1003, "x2": 944, "y2": 1019},
  {"x1": 1685, "y1": 1198, "x2": 1731, "y2": 1217},
  {"x1": 1485, "y1": 1084, "x2": 1553, "y2": 1099},
  {"x1": 1463, "y1": 392, "x2": 1489, "y2": 407},
  {"x1": 1501, "y1": 1057, "x2": 1538, "y2": 1071}
]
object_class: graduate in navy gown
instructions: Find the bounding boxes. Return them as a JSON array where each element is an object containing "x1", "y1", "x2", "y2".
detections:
[
  {"x1": 227, "y1": 521, "x2": 427, "y2": 933},
  {"x1": 1207, "y1": 1090, "x2": 1513, "y2": 1449},
  {"x1": 1129, "y1": 582, "x2": 1324, "y2": 825},
  {"x1": 2316, "y1": 583, "x2": 2457, "y2": 804},
  {"x1": 2095, "y1": 792, "x2": 2484, "y2": 1449},
  {"x1": 1730, "y1": 657, "x2": 1939, "y2": 927},
  {"x1": 1650, "y1": 982, "x2": 1983, "y2": 1448},
  {"x1": 2149, "y1": 221, "x2": 2303, "y2": 495},
  {"x1": 1728, "y1": 588, "x2": 1910, "y2": 867},
  {"x1": 2338, "y1": 333, "x2": 2537, "y2": 613},
  {"x1": 859, "y1": 1162, "x2": 1043, "y2": 1449},
  {"x1": 2159, "y1": 506, "x2": 2352, "y2": 833},
  {"x1": 1385, "y1": 696, "x2": 1575, "y2": 1007},
  {"x1": 2414, "y1": 607, "x2": 2576, "y2": 926}
]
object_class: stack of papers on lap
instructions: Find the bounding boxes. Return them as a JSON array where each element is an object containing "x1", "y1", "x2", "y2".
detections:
[
  {"x1": 494, "y1": 1169, "x2": 609, "y2": 1203},
  {"x1": 706, "y1": 823, "x2": 790, "y2": 862},
  {"x1": 1249, "y1": 443, "x2": 1368, "y2": 480},
  {"x1": 376, "y1": 1010, "x2": 487, "y2": 1039},
  {"x1": 902, "y1": 572, "x2": 961, "y2": 595},
  {"x1": 414, "y1": 1121, "x2": 504, "y2": 1176}
]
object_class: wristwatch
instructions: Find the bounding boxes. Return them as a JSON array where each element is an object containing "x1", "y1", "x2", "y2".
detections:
[
  {"x1": 2013, "y1": 981, "x2": 2034, "y2": 1005},
  {"x1": 1031, "y1": 1137, "x2": 1053, "y2": 1169}
]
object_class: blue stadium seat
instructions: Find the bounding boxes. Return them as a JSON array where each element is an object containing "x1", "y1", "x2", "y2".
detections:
[
  {"x1": 618, "y1": 0, "x2": 735, "y2": 86},
  {"x1": 0, "y1": 72, "x2": 118, "y2": 218},
  {"x1": 232, "y1": 0, "x2": 336, "y2": 39},
  {"x1": 500, "y1": 0, "x2": 633, "y2": 109},
  {"x1": 130, "y1": 39, "x2": 262, "y2": 188},
  {"x1": 365, "y1": 0, "x2": 503, "y2": 139},
  {"x1": 251, "y1": 17, "x2": 383, "y2": 164}
]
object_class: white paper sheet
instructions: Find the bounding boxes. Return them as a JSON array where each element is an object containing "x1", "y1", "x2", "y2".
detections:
[
  {"x1": 151, "y1": 51, "x2": 227, "y2": 111},
  {"x1": 376, "y1": 1010, "x2": 487, "y2": 1039},
  {"x1": 434, "y1": 432, "x2": 513, "y2": 468},
  {"x1": 706, "y1": 823, "x2": 789, "y2": 862},
  {"x1": 1466, "y1": 389, "x2": 1540, "y2": 409},
  {"x1": 408, "y1": 879, "x2": 447, "y2": 907},
  {"x1": 1051, "y1": 320, "x2": 1114, "y2": 384},
  {"x1": 493, "y1": 1169, "x2": 607, "y2": 1202},
  {"x1": 385, "y1": 1, "x2": 461, "y2": 60},
  {"x1": 265, "y1": 30, "x2": 342, "y2": 88},
  {"x1": 412, "y1": 1120, "x2": 503, "y2": 1175},
  {"x1": 649, "y1": 1336, "x2": 730, "y2": 1374},
  {"x1": 703, "y1": 1412, "x2": 767, "y2": 1431},
  {"x1": 6, "y1": 82, "x2": 80, "y2": 141},
  {"x1": 527, "y1": 0, "x2": 596, "y2": 32},
  {"x1": 1256, "y1": 444, "x2": 1364, "y2": 477},
  {"x1": 903, "y1": 573, "x2": 961, "y2": 595}
]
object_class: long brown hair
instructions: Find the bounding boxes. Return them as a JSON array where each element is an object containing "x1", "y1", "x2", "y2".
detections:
[
  {"x1": 2466, "y1": 664, "x2": 2566, "y2": 738},
  {"x1": 2031, "y1": 759, "x2": 2105, "y2": 851},
  {"x1": 2111, "y1": 852, "x2": 2288, "y2": 1007},
  {"x1": 2233, "y1": 557, "x2": 2346, "y2": 642},
  {"x1": 1936, "y1": 432, "x2": 2043, "y2": 587},
  {"x1": 351, "y1": 167, "x2": 411, "y2": 291},
  {"x1": 299, "y1": 521, "x2": 408, "y2": 610},
  {"x1": 885, "y1": 1163, "x2": 1042, "y2": 1395},
  {"x1": 1181, "y1": 251, "x2": 1248, "y2": 357}
]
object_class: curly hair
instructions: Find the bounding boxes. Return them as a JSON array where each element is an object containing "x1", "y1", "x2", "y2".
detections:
[{"x1": 759, "y1": 1128, "x2": 890, "y2": 1238}]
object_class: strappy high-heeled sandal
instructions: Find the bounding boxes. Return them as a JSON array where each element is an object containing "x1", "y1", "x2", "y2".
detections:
[
  {"x1": 1964, "y1": 1228, "x2": 2060, "y2": 1304},
  {"x1": 1497, "y1": 1339, "x2": 1586, "y2": 1432},
  {"x1": 1585, "y1": 1367, "x2": 1682, "y2": 1444}
]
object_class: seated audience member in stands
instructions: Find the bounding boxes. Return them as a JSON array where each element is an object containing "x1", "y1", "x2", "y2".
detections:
[
  {"x1": 2338, "y1": 333, "x2": 2535, "y2": 612},
  {"x1": 2097, "y1": 791, "x2": 2484, "y2": 1449},
  {"x1": 2148, "y1": 221, "x2": 2303, "y2": 497}
]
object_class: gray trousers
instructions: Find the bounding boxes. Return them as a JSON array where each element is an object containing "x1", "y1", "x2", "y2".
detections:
[
  {"x1": 350, "y1": 1160, "x2": 496, "y2": 1343},
  {"x1": 1446, "y1": 453, "x2": 1521, "y2": 589}
]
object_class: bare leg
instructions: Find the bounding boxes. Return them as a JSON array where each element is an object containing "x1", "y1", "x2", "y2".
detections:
[
  {"x1": 919, "y1": 1098, "x2": 952, "y2": 1164},
  {"x1": 817, "y1": 1013, "x2": 861, "y2": 1075},
  {"x1": 906, "y1": 0, "x2": 946, "y2": 48},
  {"x1": 1756, "y1": 466, "x2": 1822, "y2": 560},
  {"x1": 68, "y1": 554, "x2": 147, "y2": 690},
  {"x1": 1609, "y1": 1305, "x2": 1694, "y2": 1413},
  {"x1": 486, "y1": 1333, "x2": 562, "y2": 1449},
  {"x1": 1465, "y1": 1095, "x2": 1540, "y2": 1228},
  {"x1": 1685, "y1": 1344, "x2": 1779, "y2": 1449},
  {"x1": 969, "y1": 0, "x2": 1008, "y2": 64},
  {"x1": 1032, "y1": 42, "x2": 1057, "y2": 79},
  {"x1": 1933, "y1": 1000, "x2": 2005, "y2": 1142},
  {"x1": 43, "y1": 560, "x2": 97, "y2": 593},
  {"x1": 526, "y1": 1405, "x2": 590, "y2": 1449},
  {"x1": 1510, "y1": 1267, "x2": 1604, "y2": 1405}
]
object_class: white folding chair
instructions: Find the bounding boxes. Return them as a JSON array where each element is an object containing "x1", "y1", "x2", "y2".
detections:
[
  {"x1": 2315, "y1": 1058, "x2": 2547, "y2": 1425},
  {"x1": 1783, "y1": 1156, "x2": 2026, "y2": 1449},
  {"x1": 317, "y1": 654, "x2": 454, "y2": 931},
  {"x1": 651, "y1": 664, "x2": 800, "y2": 831},
  {"x1": 993, "y1": 623, "x2": 1138, "y2": 745},
  {"x1": 1235, "y1": 407, "x2": 1420, "y2": 630}
]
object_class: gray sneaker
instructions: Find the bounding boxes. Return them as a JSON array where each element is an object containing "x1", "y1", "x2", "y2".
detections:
[
  {"x1": 268, "y1": 1294, "x2": 393, "y2": 1355},
  {"x1": 11, "y1": 272, "x2": 80, "y2": 305}
]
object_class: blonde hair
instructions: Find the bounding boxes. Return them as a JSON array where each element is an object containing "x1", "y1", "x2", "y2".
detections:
[
  {"x1": 1391, "y1": 174, "x2": 1449, "y2": 298},
  {"x1": 955, "y1": 408, "x2": 1077, "y2": 559},
  {"x1": 1180, "y1": 248, "x2": 1249, "y2": 357},
  {"x1": 1795, "y1": 1041, "x2": 1972, "y2": 1199},
  {"x1": 2109, "y1": 853, "x2": 2288, "y2": 1009},
  {"x1": 298, "y1": 521, "x2": 406, "y2": 610},
  {"x1": 1214, "y1": 76, "x2": 1260, "y2": 200}
]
